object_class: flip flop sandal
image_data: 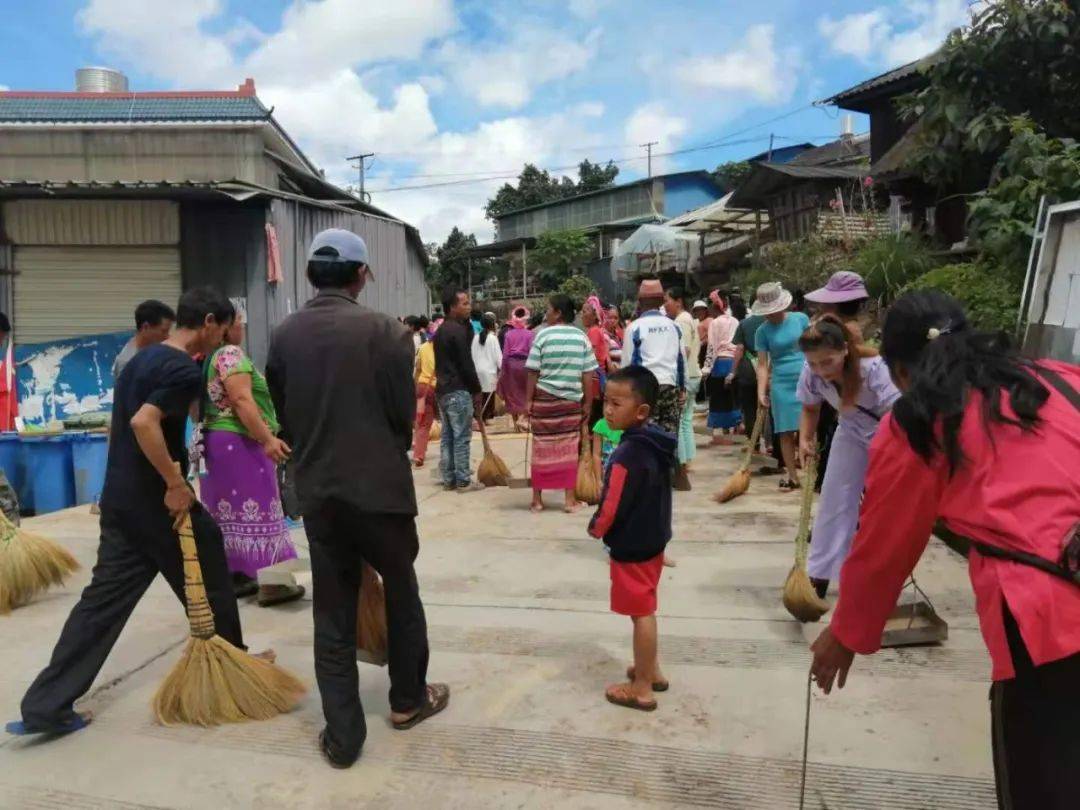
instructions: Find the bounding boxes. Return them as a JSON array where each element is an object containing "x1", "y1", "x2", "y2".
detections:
[
  {"x1": 779, "y1": 478, "x2": 801, "y2": 491},
  {"x1": 257, "y1": 584, "x2": 305, "y2": 607},
  {"x1": 605, "y1": 684, "x2": 657, "y2": 712},
  {"x1": 393, "y1": 683, "x2": 450, "y2": 730},
  {"x1": 6, "y1": 712, "x2": 92, "y2": 736},
  {"x1": 626, "y1": 666, "x2": 670, "y2": 692},
  {"x1": 755, "y1": 465, "x2": 783, "y2": 476}
]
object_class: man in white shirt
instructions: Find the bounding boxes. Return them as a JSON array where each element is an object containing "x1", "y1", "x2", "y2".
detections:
[{"x1": 622, "y1": 279, "x2": 685, "y2": 437}]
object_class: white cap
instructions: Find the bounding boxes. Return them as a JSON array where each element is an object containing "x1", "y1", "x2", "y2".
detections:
[
  {"x1": 308, "y1": 229, "x2": 370, "y2": 269},
  {"x1": 692, "y1": 299, "x2": 708, "y2": 310}
]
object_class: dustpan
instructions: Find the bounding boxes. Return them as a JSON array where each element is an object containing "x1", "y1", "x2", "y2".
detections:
[
  {"x1": 880, "y1": 577, "x2": 948, "y2": 648},
  {"x1": 507, "y1": 429, "x2": 532, "y2": 489},
  {"x1": 781, "y1": 455, "x2": 831, "y2": 623}
]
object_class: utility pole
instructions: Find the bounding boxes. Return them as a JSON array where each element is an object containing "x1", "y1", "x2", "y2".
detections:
[
  {"x1": 766, "y1": 133, "x2": 775, "y2": 162},
  {"x1": 640, "y1": 141, "x2": 658, "y2": 178},
  {"x1": 346, "y1": 152, "x2": 374, "y2": 202}
]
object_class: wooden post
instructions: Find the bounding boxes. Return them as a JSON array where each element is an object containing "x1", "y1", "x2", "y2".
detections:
[
  {"x1": 521, "y1": 242, "x2": 527, "y2": 299},
  {"x1": 754, "y1": 210, "x2": 762, "y2": 263}
]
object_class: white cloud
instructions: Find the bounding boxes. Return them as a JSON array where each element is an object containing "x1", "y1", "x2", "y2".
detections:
[
  {"x1": 0, "y1": 85, "x2": 8, "y2": 92},
  {"x1": 442, "y1": 26, "x2": 600, "y2": 109},
  {"x1": 245, "y1": 0, "x2": 455, "y2": 85},
  {"x1": 819, "y1": 0, "x2": 971, "y2": 67},
  {"x1": 672, "y1": 25, "x2": 797, "y2": 105},
  {"x1": 77, "y1": 0, "x2": 236, "y2": 85},
  {"x1": 623, "y1": 103, "x2": 687, "y2": 175}
]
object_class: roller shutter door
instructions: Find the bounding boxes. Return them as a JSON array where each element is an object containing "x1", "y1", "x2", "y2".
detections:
[{"x1": 13, "y1": 245, "x2": 181, "y2": 344}]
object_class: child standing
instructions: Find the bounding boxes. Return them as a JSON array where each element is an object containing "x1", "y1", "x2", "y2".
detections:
[{"x1": 588, "y1": 366, "x2": 676, "y2": 711}]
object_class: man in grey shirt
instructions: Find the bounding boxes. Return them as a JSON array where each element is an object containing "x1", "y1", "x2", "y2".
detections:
[
  {"x1": 266, "y1": 229, "x2": 447, "y2": 769},
  {"x1": 112, "y1": 300, "x2": 175, "y2": 381}
]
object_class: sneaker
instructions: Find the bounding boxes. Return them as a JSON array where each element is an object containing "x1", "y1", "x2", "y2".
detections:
[{"x1": 455, "y1": 481, "x2": 486, "y2": 494}]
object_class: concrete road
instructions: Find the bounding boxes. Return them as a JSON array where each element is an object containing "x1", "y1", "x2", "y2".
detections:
[{"x1": 0, "y1": 429, "x2": 996, "y2": 809}]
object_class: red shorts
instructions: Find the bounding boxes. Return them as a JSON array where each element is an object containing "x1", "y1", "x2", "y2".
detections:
[{"x1": 610, "y1": 553, "x2": 664, "y2": 616}]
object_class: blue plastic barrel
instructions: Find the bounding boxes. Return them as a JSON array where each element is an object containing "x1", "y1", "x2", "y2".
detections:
[
  {"x1": 0, "y1": 432, "x2": 22, "y2": 509},
  {"x1": 22, "y1": 434, "x2": 77, "y2": 514},
  {"x1": 71, "y1": 432, "x2": 109, "y2": 506}
]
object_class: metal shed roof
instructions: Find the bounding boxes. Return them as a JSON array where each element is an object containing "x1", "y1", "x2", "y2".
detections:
[{"x1": 0, "y1": 95, "x2": 269, "y2": 123}]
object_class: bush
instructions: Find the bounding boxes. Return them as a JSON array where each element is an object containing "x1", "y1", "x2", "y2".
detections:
[
  {"x1": 852, "y1": 233, "x2": 937, "y2": 305},
  {"x1": 556, "y1": 273, "x2": 596, "y2": 308},
  {"x1": 732, "y1": 236, "x2": 836, "y2": 296},
  {"x1": 904, "y1": 260, "x2": 1020, "y2": 332}
]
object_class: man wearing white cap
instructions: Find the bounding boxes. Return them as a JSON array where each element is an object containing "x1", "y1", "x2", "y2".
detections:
[{"x1": 267, "y1": 229, "x2": 448, "y2": 768}]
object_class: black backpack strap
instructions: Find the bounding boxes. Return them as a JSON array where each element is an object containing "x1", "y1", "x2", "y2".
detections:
[
  {"x1": 934, "y1": 521, "x2": 1080, "y2": 588},
  {"x1": 855, "y1": 404, "x2": 881, "y2": 421},
  {"x1": 1036, "y1": 365, "x2": 1080, "y2": 413}
]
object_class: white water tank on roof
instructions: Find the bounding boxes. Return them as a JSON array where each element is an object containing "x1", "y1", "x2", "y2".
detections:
[{"x1": 75, "y1": 67, "x2": 129, "y2": 93}]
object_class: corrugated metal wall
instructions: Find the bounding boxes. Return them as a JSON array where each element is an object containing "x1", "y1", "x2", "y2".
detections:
[
  {"x1": 269, "y1": 198, "x2": 428, "y2": 319},
  {"x1": 1, "y1": 200, "x2": 180, "y2": 245},
  {"x1": 181, "y1": 199, "x2": 428, "y2": 369}
]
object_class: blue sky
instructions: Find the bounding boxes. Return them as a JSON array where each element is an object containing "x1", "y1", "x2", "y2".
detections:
[{"x1": 0, "y1": 0, "x2": 973, "y2": 242}]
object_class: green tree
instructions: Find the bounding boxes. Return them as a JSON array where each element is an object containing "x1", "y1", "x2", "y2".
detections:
[
  {"x1": 576, "y1": 159, "x2": 619, "y2": 194},
  {"x1": 898, "y1": 0, "x2": 1080, "y2": 188},
  {"x1": 431, "y1": 227, "x2": 478, "y2": 290},
  {"x1": 484, "y1": 160, "x2": 621, "y2": 221},
  {"x1": 556, "y1": 272, "x2": 596, "y2": 307},
  {"x1": 532, "y1": 229, "x2": 594, "y2": 290},
  {"x1": 712, "y1": 161, "x2": 753, "y2": 192}
]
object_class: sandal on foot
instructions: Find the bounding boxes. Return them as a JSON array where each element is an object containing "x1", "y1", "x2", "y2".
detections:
[
  {"x1": 605, "y1": 683, "x2": 657, "y2": 712},
  {"x1": 626, "y1": 666, "x2": 669, "y2": 692},
  {"x1": 392, "y1": 683, "x2": 450, "y2": 730},
  {"x1": 6, "y1": 712, "x2": 92, "y2": 736},
  {"x1": 779, "y1": 478, "x2": 801, "y2": 491}
]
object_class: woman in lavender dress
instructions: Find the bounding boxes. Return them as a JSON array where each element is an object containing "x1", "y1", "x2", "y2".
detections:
[
  {"x1": 496, "y1": 305, "x2": 535, "y2": 432},
  {"x1": 201, "y1": 310, "x2": 300, "y2": 605},
  {"x1": 796, "y1": 314, "x2": 901, "y2": 597}
]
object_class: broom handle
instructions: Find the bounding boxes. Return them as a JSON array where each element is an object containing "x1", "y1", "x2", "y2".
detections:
[
  {"x1": 176, "y1": 511, "x2": 217, "y2": 640},
  {"x1": 794, "y1": 454, "x2": 818, "y2": 569},
  {"x1": 738, "y1": 407, "x2": 767, "y2": 473}
]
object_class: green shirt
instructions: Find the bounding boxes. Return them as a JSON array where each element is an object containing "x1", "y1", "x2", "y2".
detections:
[
  {"x1": 204, "y1": 345, "x2": 280, "y2": 436},
  {"x1": 592, "y1": 417, "x2": 624, "y2": 467},
  {"x1": 526, "y1": 324, "x2": 599, "y2": 402}
]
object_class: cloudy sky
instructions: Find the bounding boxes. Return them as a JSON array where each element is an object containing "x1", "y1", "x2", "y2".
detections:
[{"x1": 0, "y1": 0, "x2": 973, "y2": 244}]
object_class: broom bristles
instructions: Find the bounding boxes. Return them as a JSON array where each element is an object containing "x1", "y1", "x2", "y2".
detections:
[
  {"x1": 0, "y1": 525, "x2": 80, "y2": 614},
  {"x1": 575, "y1": 452, "x2": 601, "y2": 505},
  {"x1": 782, "y1": 564, "x2": 830, "y2": 623},
  {"x1": 477, "y1": 449, "x2": 511, "y2": 486},
  {"x1": 428, "y1": 421, "x2": 441, "y2": 441},
  {"x1": 153, "y1": 635, "x2": 307, "y2": 726},
  {"x1": 713, "y1": 469, "x2": 751, "y2": 504}
]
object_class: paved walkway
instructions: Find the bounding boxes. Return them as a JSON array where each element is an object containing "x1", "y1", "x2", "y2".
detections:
[{"x1": 0, "y1": 429, "x2": 995, "y2": 809}]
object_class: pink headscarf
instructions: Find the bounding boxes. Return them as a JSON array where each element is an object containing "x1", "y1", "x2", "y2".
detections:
[
  {"x1": 509, "y1": 306, "x2": 530, "y2": 330},
  {"x1": 584, "y1": 295, "x2": 604, "y2": 323}
]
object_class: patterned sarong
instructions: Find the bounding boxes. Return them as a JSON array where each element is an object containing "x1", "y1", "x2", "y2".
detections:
[{"x1": 530, "y1": 389, "x2": 582, "y2": 491}]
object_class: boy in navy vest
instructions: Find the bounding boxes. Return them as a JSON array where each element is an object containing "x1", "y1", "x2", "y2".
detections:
[{"x1": 588, "y1": 366, "x2": 676, "y2": 711}]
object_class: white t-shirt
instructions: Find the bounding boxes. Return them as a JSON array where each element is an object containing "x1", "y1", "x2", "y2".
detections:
[
  {"x1": 622, "y1": 309, "x2": 685, "y2": 388},
  {"x1": 470, "y1": 332, "x2": 503, "y2": 393},
  {"x1": 674, "y1": 310, "x2": 702, "y2": 380}
]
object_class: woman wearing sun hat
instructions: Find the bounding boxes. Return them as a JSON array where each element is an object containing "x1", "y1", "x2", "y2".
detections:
[
  {"x1": 805, "y1": 271, "x2": 871, "y2": 341},
  {"x1": 752, "y1": 282, "x2": 809, "y2": 490}
]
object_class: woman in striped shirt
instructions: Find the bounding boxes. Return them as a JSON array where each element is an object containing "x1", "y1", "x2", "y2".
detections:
[{"x1": 525, "y1": 294, "x2": 599, "y2": 513}]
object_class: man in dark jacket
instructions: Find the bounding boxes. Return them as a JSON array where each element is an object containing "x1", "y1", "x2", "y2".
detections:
[
  {"x1": 266, "y1": 229, "x2": 448, "y2": 769},
  {"x1": 432, "y1": 287, "x2": 484, "y2": 492},
  {"x1": 587, "y1": 365, "x2": 675, "y2": 713}
]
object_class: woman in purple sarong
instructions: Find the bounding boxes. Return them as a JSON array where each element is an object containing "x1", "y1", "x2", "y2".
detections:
[
  {"x1": 496, "y1": 305, "x2": 534, "y2": 432},
  {"x1": 200, "y1": 309, "x2": 300, "y2": 606}
]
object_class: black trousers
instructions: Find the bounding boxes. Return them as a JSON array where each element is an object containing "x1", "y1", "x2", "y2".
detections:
[
  {"x1": 304, "y1": 500, "x2": 429, "y2": 762},
  {"x1": 735, "y1": 357, "x2": 758, "y2": 436},
  {"x1": 20, "y1": 504, "x2": 242, "y2": 729},
  {"x1": 991, "y1": 604, "x2": 1080, "y2": 810}
]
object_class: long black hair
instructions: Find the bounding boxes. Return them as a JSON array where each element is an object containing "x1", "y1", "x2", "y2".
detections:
[
  {"x1": 881, "y1": 290, "x2": 1049, "y2": 474},
  {"x1": 479, "y1": 312, "x2": 496, "y2": 346}
]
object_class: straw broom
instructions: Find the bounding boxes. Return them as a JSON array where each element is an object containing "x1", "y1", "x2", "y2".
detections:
[
  {"x1": 782, "y1": 455, "x2": 830, "y2": 623},
  {"x1": 713, "y1": 406, "x2": 767, "y2": 504},
  {"x1": 428, "y1": 420, "x2": 441, "y2": 441},
  {"x1": 0, "y1": 510, "x2": 79, "y2": 614},
  {"x1": 152, "y1": 512, "x2": 306, "y2": 725},
  {"x1": 574, "y1": 427, "x2": 601, "y2": 505},
  {"x1": 476, "y1": 408, "x2": 511, "y2": 487},
  {"x1": 356, "y1": 561, "x2": 388, "y2": 666}
]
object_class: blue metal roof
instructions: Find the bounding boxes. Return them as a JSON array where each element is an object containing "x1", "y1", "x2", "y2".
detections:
[{"x1": 0, "y1": 95, "x2": 269, "y2": 123}]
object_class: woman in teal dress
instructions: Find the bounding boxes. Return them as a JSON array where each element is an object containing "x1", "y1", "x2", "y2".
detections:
[{"x1": 752, "y1": 282, "x2": 809, "y2": 490}]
